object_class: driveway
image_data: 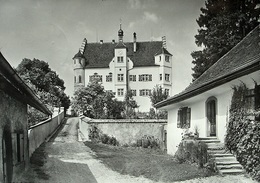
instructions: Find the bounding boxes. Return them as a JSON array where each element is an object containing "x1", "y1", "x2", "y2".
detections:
[{"x1": 15, "y1": 117, "x2": 257, "y2": 183}]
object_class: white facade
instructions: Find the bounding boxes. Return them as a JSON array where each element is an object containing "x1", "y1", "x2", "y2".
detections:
[
  {"x1": 73, "y1": 29, "x2": 173, "y2": 112},
  {"x1": 162, "y1": 71, "x2": 260, "y2": 155},
  {"x1": 82, "y1": 50, "x2": 172, "y2": 112}
]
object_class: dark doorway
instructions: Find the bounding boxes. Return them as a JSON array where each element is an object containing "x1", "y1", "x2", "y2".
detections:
[
  {"x1": 206, "y1": 97, "x2": 217, "y2": 136},
  {"x1": 2, "y1": 128, "x2": 13, "y2": 183}
]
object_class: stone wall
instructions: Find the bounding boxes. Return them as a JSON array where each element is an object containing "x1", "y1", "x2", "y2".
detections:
[
  {"x1": 79, "y1": 117, "x2": 167, "y2": 148},
  {"x1": 0, "y1": 90, "x2": 29, "y2": 182},
  {"x1": 28, "y1": 108, "x2": 65, "y2": 157}
]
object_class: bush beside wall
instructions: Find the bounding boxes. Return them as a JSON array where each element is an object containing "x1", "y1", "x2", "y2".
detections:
[{"x1": 225, "y1": 84, "x2": 260, "y2": 181}]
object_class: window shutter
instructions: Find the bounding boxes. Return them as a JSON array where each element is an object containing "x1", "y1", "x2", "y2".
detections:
[
  {"x1": 177, "y1": 110, "x2": 181, "y2": 128},
  {"x1": 187, "y1": 108, "x2": 191, "y2": 128},
  {"x1": 12, "y1": 133, "x2": 17, "y2": 165},
  {"x1": 20, "y1": 134, "x2": 24, "y2": 161}
]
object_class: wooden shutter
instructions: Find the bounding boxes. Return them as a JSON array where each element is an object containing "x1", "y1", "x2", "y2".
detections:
[
  {"x1": 177, "y1": 109, "x2": 181, "y2": 128},
  {"x1": 149, "y1": 75, "x2": 152, "y2": 81},
  {"x1": 12, "y1": 133, "x2": 17, "y2": 165},
  {"x1": 186, "y1": 108, "x2": 191, "y2": 128},
  {"x1": 20, "y1": 134, "x2": 24, "y2": 161}
]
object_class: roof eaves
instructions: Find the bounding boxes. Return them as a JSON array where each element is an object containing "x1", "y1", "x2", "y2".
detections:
[{"x1": 155, "y1": 60, "x2": 260, "y2": 109}]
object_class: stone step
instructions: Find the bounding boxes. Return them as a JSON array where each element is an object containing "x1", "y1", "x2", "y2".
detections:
[
  {"x1": 217, "y1": 164, "x2": 243, "y2": 170},
  {"x1": 207, "y1": 143, "x2": 225, "y2": 150},
  {"x1": 215, "y1": 160, "x2": 240, "y2": 165},
  {"x1": 219, "y1": 168, "x2": 244, "y2": 175},
  {"x1": 199, "y1": 139, "x2": 221, "y2": 143},
  {"x1": 210, "y1": 153, "x2": 234, "y2": 157},
  {"x1": 198, "y1": 137, "x2": 218, "y2": 140},
  {"x1": 208, "y1": 149, "x2": 229, "y2": 154},
  {"x1": 215, "y1": 156, "x2": 237, "y2": 162}
]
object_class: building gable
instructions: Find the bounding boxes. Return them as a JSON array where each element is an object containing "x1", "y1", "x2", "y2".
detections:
[{"x1": 83, "y1": 41, "x2": 165, "y2": 68}]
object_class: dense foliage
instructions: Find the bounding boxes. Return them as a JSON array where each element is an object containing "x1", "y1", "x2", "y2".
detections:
[
  {"x1": 88, "y1": 124, "x2": 119, "y2": 146},
  {"x1": 225, "y1": 84, "x2": 260, "y2": 181},
  {"x1": 71, "y1": 81, "x2": 125, "y2": 119},
  {"x1": 192, "y1": 0, "x2": 260, "y2": 80},
  {"x1": 150, "y1": 85, "x2": 169, "y2": 106},
  {"x1": 124, "y1": 90, "x2": 139, "y2": 118},
  {"x1": 16, "y1": 58, "x2": 70, "y2": 125},
  {"x1": 174, "y1": 140, "x2": 208, "y2": 168}
]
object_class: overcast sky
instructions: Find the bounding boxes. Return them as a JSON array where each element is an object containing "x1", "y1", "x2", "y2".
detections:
[{"x1": 0, "y1": 0, "x2": 205, "y2": 97}]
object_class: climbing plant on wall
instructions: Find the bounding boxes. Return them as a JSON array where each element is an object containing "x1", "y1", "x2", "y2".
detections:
[{"x1": 225, "y1": 84, "x2": 260, "y2": 181}]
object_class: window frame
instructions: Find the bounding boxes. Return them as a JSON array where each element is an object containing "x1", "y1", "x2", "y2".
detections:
[
  {"x1": 117, "y1": 74, "x2": 124, "y2": 82},
  {"x1": 177, "y1": 107, "x2": 191, "y2": 129}
]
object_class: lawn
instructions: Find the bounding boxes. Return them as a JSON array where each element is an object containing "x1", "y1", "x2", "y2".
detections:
[{"x1": 84, "y1": 141, "x2": 213, "y2": 182}]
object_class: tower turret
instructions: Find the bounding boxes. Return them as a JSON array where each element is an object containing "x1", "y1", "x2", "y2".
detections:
[
  {"x1": 118, "y1": 23, "x2": 124, "y2": 42},
  {"x1": 73, "y1": 49, "x2": 87, "y2": 90}
]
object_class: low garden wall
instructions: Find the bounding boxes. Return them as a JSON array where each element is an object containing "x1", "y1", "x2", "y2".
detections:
[
  {"x1": 79, "y1": 117, "x2": 167, "y2": 149},
  {"x1": 28, "y1": 107, "x2": 65, "y2": 157}
]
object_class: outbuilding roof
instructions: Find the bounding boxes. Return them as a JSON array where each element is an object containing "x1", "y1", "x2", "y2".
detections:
[
  {"x1": 0, "y1": 52, "x2": 52, "y2": 115},
  {"x1": 155, "y1": 25, "x2": 260, "y2": 109},
  {"x1": 82, "y1": 41, "x2": 171, "y2": 68}
]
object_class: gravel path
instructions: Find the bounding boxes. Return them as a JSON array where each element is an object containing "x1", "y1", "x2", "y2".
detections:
[{"x1": 15, "y1": 117, "x2": 257, "y2": 183}]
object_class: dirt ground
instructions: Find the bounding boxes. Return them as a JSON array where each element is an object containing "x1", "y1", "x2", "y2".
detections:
[{"x1": 15, "y1": 117, "x2": 258, "y2": 183}]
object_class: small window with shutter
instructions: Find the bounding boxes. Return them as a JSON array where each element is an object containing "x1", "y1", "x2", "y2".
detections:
[
  {"x1": 12, "y1": 132, "x2": 24, "y2": 165},
  {"x1": 177, "y1": 107, "x2": 191, "y2": 128}
]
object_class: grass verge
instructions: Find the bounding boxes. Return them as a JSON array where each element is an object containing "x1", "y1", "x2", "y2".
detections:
[{"x1": 84, "y1": 141, "x2": 213, "y2": 182}]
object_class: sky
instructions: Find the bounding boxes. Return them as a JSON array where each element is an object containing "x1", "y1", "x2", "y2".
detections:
[{"x1": 0, "y1": 0, "x2": 205, "y2": 98}]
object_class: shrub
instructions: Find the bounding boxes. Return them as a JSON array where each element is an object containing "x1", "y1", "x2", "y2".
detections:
[
  {"x1": 88, "y1": 124, "x2": 119, "y2": 146},
  {"x1": 225, "y1": 84, "x2": 260, "y2": 181},
  {"x1": 136, "y1": 135, "x2": 160, "y2": 149},
  {"x1": 174, "y1": 140, "x2": 208, "y2": 168}
]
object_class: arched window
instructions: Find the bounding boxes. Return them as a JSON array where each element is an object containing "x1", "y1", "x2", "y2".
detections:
[{"x1": 79, "y1": 75, "x2": 82, "y2": 83}]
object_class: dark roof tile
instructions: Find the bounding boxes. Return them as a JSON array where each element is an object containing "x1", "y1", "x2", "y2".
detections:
[
  {"x1": 156, "y1": 25, "x2": 260, "y2": 108},
  {"x1": 82, "y1": 41, "x2": 172, "y2": 68}
]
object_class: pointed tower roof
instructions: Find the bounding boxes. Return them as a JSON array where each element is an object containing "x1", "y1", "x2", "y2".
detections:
[
  {"x1": 155, "y1": 47, "x2": 172, "y2": 56},
  {"x1": 73, "y1": 50, "x2": 86, "y2": 59}
]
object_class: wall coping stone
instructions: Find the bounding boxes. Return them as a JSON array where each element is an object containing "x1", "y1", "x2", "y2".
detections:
[{"x1": 82, "y1": 117, "x2": 167, "y2": 124}]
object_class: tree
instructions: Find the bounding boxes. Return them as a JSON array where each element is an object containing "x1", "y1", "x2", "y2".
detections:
[
  {"x1": 149, "y1": 85, "x2": 169, "y2": 119},
  {"x1": 124, "y1": 90, "x2": 139, "y2": 118},
  {"x1": 71, "y1": 81, "x2": 125, "y2": 119},
  {"x1": 192, "y1": 0, "x2": 260, "y2": 80},
  {"x1": 150, "y1": 85, "x2": 169, "y2": 107},
  {"x1": 16, "y1": 58, "x2": 70, "y2": 124}
]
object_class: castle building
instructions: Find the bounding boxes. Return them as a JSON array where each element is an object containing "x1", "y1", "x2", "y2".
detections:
[{"x1": 73, "y1": 25, "x2": 173, "y2": 112}]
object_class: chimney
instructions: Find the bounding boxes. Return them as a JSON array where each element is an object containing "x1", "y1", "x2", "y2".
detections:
[
  {"x1": 162, "y1": 36, "x2": 167, "y2": 49},
  {"x1": 112, "y1": 39, "x2": 115, "y2": 44},
  {"x1": 100, "y1": 40, "x2": 103, "y2": 44},
  {"x1": 80, "y1": 38, "x2": 87, "y2": 54},
  {"x1": 133, "y1": 32, "x2": 137, "y2": 52}
]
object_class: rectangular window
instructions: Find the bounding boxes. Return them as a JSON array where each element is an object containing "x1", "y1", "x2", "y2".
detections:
[
  {"x1": 139, "y1": 74, "x2": 152, "y2": 82},
  {"x1": 131, "y1": 90, "x2": 136, "y2": 96},
  {"x1": 245, "y1": 84, "x2": 260, "y2": 111},
  {"x1": 177, "y1": 107, "x2": 191, "y2": 129},
  {"x1": 160, "y1": 74, "x2": 162, "y2": 81},
  {"x1": 165, "y1": 89, "x2": 169, "y2": 96},
  {"x1": 117, "y1": 56, "x2": 123, "y2": 63},
  {"x1": 165, "y1": 74, "x2": 170, "y2": 82},
  {"x1": 117, "y1": 88, "x2": 124, "y2": 96},
  {"x1": 117, "y1": 74, "x2": 124, "y2": 82},
  {"x1": 12, "y1": 133, "x2": 24, "y2": 164},
  {"x1": 79, "y1": 75, "x2": 82, "y2": 83},
  {"x1": 106, "y1": 73, "x2": 112, "y2": 82},
  {"x1": 139, "y1": 89, "x2": 151, "y2": 96},
  {"x1": 165, "y1": 55, "x2": 170, "y2": 62},
  {"x1": 129, "y1": 75, "x2": 136, "y2": 82},
  {"x1": 90, "y1": 73, "x2": 102, "y2": 82}
]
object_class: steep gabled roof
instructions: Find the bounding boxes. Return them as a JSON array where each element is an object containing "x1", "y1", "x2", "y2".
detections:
[
  {"x1": 155, "y1": 25, "x2": 260, "y2": 109},
  {"x1": 82, "y1": 41, "x2": 171, "y2": 68},
  {"x1": 155, "y1": 47, "x2": 173, "y2": 56}
]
